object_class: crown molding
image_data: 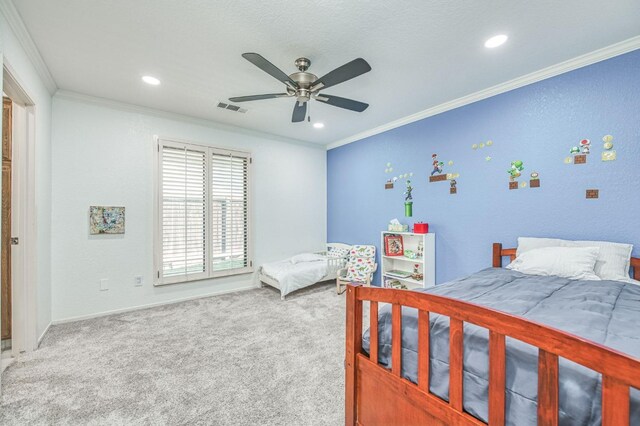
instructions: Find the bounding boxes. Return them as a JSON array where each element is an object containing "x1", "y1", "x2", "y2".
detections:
[
  {"x1": 327, "y1": 36, "x2": 640, "y2": 150},
  {"x1": 54, "y1": 90, "x2": 324, "y2": 149},
  {"x1": 0, "y1": 0, "x2": 58, "y2": 94}
]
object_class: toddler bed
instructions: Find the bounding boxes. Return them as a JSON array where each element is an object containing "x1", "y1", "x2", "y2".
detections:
[{"x1": 258, "y1": 243, "x2": 350, "y2": 299}]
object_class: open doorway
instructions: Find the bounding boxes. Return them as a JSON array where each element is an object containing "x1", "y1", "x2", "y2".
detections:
[{"x1": 1, "y1": 65, "x2": 38, "y2": 373}]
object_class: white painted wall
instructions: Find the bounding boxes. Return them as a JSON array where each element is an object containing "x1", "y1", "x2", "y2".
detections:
[
  {"x1": 0, "y1": 12, "x2": 53, "y2": 341},
  {"x1": 51, "y1": 94, "x2": 327, "y2": 322}
]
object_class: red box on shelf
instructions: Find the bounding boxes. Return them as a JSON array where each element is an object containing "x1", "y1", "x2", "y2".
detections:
[{"x1": 413, "y1": 222, "x2": 429, "y2": 234}]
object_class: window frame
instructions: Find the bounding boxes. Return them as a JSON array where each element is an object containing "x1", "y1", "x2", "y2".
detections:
[{"x1": 153, "y1": 136, "x2": 253, "y2": 286}]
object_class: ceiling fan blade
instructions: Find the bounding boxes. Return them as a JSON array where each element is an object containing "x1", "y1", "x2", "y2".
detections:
[
  {"x1": 292, "y1": 101, "x2": 307, "y2": 123},
  {"x1": 315, "y1": 94, "x2": 369, "y2": 112},
  {"x1": 242, "y1": 53, "x2": 298, "y2": 88},
  {"x1": 311, "y1": 58, "x2": 371, "y2": 91},
  {"x1": 229, "y1": 93, "x2": 290, "y2": 102}
]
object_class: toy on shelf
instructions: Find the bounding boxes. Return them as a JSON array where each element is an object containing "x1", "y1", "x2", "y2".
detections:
[
  {"x1": 384, "y1": 279, "x2": 402, "y2": 288},
  {"x1": 413, "y1": 222, "x2": 429, "y2": 234},
  {"x1": 404, "y1": 250, "x2": 417, "y2": 259},
  {"x1": 411, "y1": 264, "x2": 424, "y2": 281}
]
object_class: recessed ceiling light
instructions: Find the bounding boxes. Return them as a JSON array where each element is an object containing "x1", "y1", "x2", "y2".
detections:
[
  {"x1": 484, "y1": 34, "x2": 508, "y2": 49},
  {"x1": 142, "y1": 75, "x2": 161, "y2": 86},
  {"x1": 313, "y1": 122, "x2": 324, "y2": 129}
]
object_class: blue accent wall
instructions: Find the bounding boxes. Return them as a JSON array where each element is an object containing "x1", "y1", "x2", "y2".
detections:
[{"x1": 327, "y1": 50, "x2": 640, "y2": 285}]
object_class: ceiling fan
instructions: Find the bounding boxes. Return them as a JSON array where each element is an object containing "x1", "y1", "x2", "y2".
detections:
[{"x1": 229, "y1": 53, "x2": 371, "y2": 123}]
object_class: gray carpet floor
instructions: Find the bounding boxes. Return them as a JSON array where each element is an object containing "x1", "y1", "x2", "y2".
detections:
[{"x1": 0, "y1": 282, "x2": 350, "y2": 425}]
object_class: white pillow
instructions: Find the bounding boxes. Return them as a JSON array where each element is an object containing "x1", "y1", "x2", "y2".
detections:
[
  {"x1": 517, "y1": 237, "x2": 633, "y2": 282},
  {"x1": 291, "y1": 253, "x2": 326, "y2": 264},
  {"x1": 507, "y1": 246, "x2": 601, "y2": 281},
  {"x1": 516, "y1": 237, "x2": 566, "y2": 256},
  {"x1": 571, "y1": 240, "x2": 633, "y2": 283}
]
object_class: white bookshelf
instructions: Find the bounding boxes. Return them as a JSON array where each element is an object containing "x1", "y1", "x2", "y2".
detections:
[{"x1": 381, "y1": 231, "x2": 435, "y2": 289}]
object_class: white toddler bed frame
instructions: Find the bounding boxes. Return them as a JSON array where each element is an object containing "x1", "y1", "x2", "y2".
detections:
[{"x1": 258, "y1": 243, "x2": 351, "y2": 300}]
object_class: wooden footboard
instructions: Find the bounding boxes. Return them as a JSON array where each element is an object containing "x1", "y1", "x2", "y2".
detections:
[{"x1": 345, "y1": 253, "x2": 640, "y2": 425}]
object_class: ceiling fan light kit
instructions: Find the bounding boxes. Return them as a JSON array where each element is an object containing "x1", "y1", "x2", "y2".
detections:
[{"x1": 229, "y1": 53, "x2": 371, "y2": 123}]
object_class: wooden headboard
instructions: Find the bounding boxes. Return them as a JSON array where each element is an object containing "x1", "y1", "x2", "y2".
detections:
[{"x1": 492, "y1": 243, "x2": 640, "y2": 281}]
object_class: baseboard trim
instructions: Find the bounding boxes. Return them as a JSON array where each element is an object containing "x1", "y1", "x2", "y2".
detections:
[
  {"x1": 51, "y1": 285, "x2": 259, "y2": 325},
  {"x1": 37, "y1": 322, "x2": 51, "y2": 347}
]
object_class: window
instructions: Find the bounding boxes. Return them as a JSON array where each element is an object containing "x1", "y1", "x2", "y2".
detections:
[{"x1": 155, "y1": 139, "x2": 252, "y2": 285}]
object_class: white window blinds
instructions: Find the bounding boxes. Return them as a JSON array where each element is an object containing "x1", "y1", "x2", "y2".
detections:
[
  {"x1": 157, "y1": 140, "x2": 252, "y2": 285},
  {"x1": 210, "y1": 150, "x2": 250, "y2": 273}
]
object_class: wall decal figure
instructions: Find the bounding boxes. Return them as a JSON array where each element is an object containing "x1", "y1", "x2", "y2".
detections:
[
  {"x1": 508, "y1": 160, "x2": 524, "y2": 181},
  {"x1": 429, "y1": 153, "x2": 447, "y2": 182},
  {"x1": 530, "y1": 171, "x2": 541, "y2": 188},
  {"x1": 404, "y1": 180, "x2": 413, "y2": 217},
  {"x1": 430, "y1": 154, "x2": 443, "y2": 176},
  {"x1": 508, "y1": 160, "x2": 524, "y2": 190}
]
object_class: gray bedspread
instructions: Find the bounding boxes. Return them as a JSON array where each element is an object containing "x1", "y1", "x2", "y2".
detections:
[{"x1": 362, "y1": 268, "x2": 640, "y2": 425}]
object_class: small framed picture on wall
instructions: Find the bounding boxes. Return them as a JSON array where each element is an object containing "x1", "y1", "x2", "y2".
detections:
[{"x1": 384, "y1": 235, "x2": 404, "y2": 256}]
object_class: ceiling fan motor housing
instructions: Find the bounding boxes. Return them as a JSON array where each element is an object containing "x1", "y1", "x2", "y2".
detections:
[{"x1": 289, "y1": 60, "x2": 317, "y2": 102}]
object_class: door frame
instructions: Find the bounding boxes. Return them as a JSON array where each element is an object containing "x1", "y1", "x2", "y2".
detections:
[{"x1": 3, "y1": 63, "x2": 38, "y2": 353}]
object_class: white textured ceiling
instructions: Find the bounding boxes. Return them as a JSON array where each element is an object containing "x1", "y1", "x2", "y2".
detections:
[{"x1": 13, "y1": 0, "x2": 640, "y2": 145}]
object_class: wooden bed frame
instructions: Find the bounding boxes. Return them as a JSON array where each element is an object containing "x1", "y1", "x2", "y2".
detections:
[{"x1": 345, "y1": 243, "x2": 640, "y2": 426}]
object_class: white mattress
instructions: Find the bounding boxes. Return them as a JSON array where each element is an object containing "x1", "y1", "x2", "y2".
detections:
[{"x1": 261, "y1": 258, "x2": 329, "y2": 297}]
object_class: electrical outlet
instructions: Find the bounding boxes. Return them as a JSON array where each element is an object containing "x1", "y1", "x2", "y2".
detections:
[
  {"x1": 134, "y1": 276, "x2": 143, "y2": 286},
  {"x1": 99, "y1": 278, "x2": 109, "y2": 291}
]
